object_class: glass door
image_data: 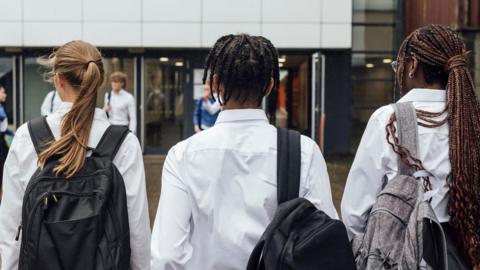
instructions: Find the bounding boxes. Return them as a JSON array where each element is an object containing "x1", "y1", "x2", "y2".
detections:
[
  {"x1": 311, "y1": 52, "x2": 325, "y2": 151},
  {"x1": 143, "y1": 57, "x2": 185, "y2": 153}
]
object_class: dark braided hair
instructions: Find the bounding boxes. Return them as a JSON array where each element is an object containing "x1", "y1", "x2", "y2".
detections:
[
  {"x1": 202, "y1": 34, "x2": 280, "y2": 106},
  {"x1": 389, "y1": 24, "x2": 480, "y2": 268}
]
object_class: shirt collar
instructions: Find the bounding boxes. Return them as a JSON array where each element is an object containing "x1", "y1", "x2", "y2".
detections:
[
  {"x1": 397, "y1": 88, "x2": 446, "y2": 103},
  {"x1": 56, "y1": 102, "x2": 108, "y2": 121},
  {"x1": 215, "y1": 109, "x2": 269, "y2": 125}
]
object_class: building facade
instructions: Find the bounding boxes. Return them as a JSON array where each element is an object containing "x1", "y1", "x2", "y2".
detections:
[{"x1": 0, "y1": 0, "x2": 352, "y2": 155}]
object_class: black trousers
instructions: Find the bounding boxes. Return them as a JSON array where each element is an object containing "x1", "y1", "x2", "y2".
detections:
[{"x1": 442, "y1": 223, "x2": 472, "y2": 270}]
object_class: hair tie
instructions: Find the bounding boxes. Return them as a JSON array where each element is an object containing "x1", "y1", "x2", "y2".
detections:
[
  {"x1": 85, "y1": 60, "x2": 97, "y2": 68},
  {"x1": 445, "y1": 52, "x2": 469, "y2": 72}
]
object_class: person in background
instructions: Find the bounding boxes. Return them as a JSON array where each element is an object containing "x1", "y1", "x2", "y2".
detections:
[
  {"x1": 103, "y1": 72, "x2": 136, "y2": 133},
  {"x1": 40, "y1": 90, "x2": 62, "y2": 116},
  {"x1": 193, "y1": 85, "x2": 221, "y2": 133},
  {"x1": 0, "y1": 84, "x2": 14, "y2": 193}
]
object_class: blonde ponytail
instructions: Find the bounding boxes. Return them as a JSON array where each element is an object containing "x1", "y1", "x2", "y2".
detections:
[{"x1": 38, "y1": 40, "x2": 105, "y2": 178}]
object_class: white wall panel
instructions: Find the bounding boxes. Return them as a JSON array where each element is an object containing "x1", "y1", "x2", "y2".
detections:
[
  {"x1": 262, "y1": 23, "x2": 321, "y2": 48},
  {"x1": 83, "y1": 22, "x2": 141, "y2": 47},
  {"x1": 262, "y1": 0, "x2": 321, "y2": 23},
  {"x1": 202, "y1": 23, "x2": 261, "y2": 47},
  {"x1": 143, "y1": 0, "x2": 201, "y2": 22},
  {"x1": 322, "y1": 0, "x2": 352, "y2": 23},
  {"x1": 0, "y1": 22, "x2": 22, "y2": 46},
  {"x1": 83, "y1": 0, "x2": 141, "y2": 22},
  {"x1": 203, "y1": 0, "x2": 261, "y2": 22},
  {"x1": 321, "y1": 23, "x2": 351, "y2": 48},
  {"x1": 0, "y1": 0, "x2": 21, "y2": 21},
  {"x1": 143, "y1": 23, "x2": 201, "y2": 47},
  {"x1": 24, "y1": 22, "x2": 81, "y2": 46},
  {"x1": 24, "y1": 0, "x2": 81, "y2": 21}
]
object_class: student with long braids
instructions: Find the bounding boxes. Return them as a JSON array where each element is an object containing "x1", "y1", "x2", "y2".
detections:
[
  {"x1": 151, "y1": 34, "x2": 337, "y2": 270},
  {"x1": 342, "y1": 24, "x2": 479, "y2": 269},
  {"x1": 0, "y1": 41, "x2": 151, "y2": 269}
]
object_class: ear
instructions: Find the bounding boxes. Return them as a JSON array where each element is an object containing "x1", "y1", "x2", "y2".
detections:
[
  {"x1": 264, "y1": 78, "x2": 274, "y2": 97},
  {"x1": 409, "y1": 57, "x2": 420, "y2": 78}
]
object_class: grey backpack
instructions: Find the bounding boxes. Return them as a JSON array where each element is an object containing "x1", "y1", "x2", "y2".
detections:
[{"x1": 352, "y1": 102, "x2": 448, "y2": 270}]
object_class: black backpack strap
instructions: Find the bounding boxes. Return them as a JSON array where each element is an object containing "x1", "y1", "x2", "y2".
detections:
[
  {"x1": 50, "y1": 91, "x2": 56, "y2": 113},
  {"x1": 93, "y1": 125, "x2": 130, "y2": 160},
  {"x1": 28, "y1": 116, "x2": 55, "y2": 154},
  {"x1": 277, "y1": 128, "x2": 301, "y2": 205},
  {"x1": 107, "y1": 91, "x2": 112, "y2": 106}
]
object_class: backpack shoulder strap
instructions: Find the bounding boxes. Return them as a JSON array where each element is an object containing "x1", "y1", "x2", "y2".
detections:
[
  {"x1": 392, "y1": 102, "x2": 419, "y2": 175},
  {"x1": 50, "y1": 91, "x2": 56, "y2": 113},
  {"x1": 93, "y1": 125, "x2": 130, "y2": 160},
  {"x1": 28, "y1": 116, "x2": 55, "y2": 154},
  {"x1": 107, "y1": 91, "x2": 112, "y2": 105},
  {"x1": 277, "y1": 128, "x2": 301, "y2": 205}
]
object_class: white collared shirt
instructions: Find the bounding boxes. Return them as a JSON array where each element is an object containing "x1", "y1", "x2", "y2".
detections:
[
  {"x1": 105, "y1": 89, "x2": 137, "y2": 134},
  {"x1": 0, "y1": 102, "x2": 151, "y2": 270},
  {"x1": 341, "y1": 88, "x2": 450, "y2": 238},
  {"x1": 151, "y1": 109, "x2": 338, "y2": 270},
  {"x1": 40, "y1": 90, "x2": 62, "y2": 116}
]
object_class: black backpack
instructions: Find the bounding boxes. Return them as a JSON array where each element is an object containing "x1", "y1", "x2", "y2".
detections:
[
  {"x1": 247, "y1": 128, "x2": 356, "y2": 270},
  {"x1": 17, "y1": 117, "x2": 131, "y2": 270}
]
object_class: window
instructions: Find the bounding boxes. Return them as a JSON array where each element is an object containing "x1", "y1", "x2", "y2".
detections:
[{"x1": 23, "y1": 57, "x2": 52, "y2": 122}]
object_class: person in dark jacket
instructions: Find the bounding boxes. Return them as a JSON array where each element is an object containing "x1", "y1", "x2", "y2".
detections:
[{"x1": 0, "y1": 84, "x2": 14, "y2": 192}]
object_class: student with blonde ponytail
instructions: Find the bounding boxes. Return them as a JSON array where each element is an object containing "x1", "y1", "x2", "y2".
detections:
[{"x1": 0, "y1": 40, "x2": 150, "y2": 270}]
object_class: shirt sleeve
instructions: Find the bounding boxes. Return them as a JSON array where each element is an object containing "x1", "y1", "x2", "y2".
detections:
[
  {"x1": 127, "y1": 96, "x2": 137, "y2": 134},
  {"x1": 40, "y1": 92, "x2": 52, "y2": 116},
  {"x1": 341, "y1": 114, "x2": 393, "y2": 239},
  {"x1": 0, "y1": 131, "x2": 26, "y2": 270},
  {"x1": 203, "y1": 99, "x2": 221, "y2": 115},
  {"x1": 151, "y1": 148, "x2": 193, "y2": 270},
  {"x1": 192, "y1": 100, "x2": 201, "y2": 126},
  {"x1": 302, "y1": 139, "x2": 339, "y2": 220},
  {"x1": 113, "y1": 134, "x2": 151, "y2": 270}
]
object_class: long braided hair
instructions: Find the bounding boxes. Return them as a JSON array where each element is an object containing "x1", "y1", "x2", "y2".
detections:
[
  {"x1": 389, "y1": 24, "x2": 480, "y2": 268},
  {"x1": 202, "y1": 34, "x2": 280, "y2": 106}
]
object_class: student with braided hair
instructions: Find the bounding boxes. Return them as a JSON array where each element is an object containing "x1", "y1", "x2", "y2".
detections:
[
  {"x1": 151, "y1": 34, "x2": 337, "y2": 270},
  {"x1": 342, "y1": 24, "x2": 479, "y2": 269}
]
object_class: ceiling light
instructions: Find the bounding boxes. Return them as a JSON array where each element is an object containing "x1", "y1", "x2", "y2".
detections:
[
  {"x1": 382, "y1": 58, "x2": 392, "y2": 64},
  {"x1": 279, "y1": 63, "x2": 284, "y2": 67},
  {"x1": 159, "y1": 57, "x2": 169, "y2": 62},
  {"x1": 366, "y1": 63, "x2": 374, "y2": 68},
  {"x1": 278, "y1": 56, "x2": 286, "y2": 63},
  {"x1": 175, "y1": 61, "x2": 184, "y2": 67}
]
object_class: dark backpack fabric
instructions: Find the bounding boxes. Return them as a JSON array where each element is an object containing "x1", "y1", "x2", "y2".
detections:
[
  {"x1": 18, "y1": 117, "x2": 131, "y2": 270},
  {"x1": 351, "y1": 102, "x2": 448, "y2": 270},
  {"x1": 106, "y1": 91, "x2": 112, "y2": 118},
  {"x1": 247, "y1": 128, "x2": 356, "y2": 270}
]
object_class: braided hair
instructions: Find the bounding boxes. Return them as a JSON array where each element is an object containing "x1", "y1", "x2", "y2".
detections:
[
  {"x1": 202, "y1": 34, "x2": 280, "y2": 106},
  {"x1": 389, "y1": 24, "x2": 480, "y2": 268}
]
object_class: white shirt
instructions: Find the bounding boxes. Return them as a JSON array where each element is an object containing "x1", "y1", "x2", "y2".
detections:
[
  {"x1": 0, "y1": 102, "x2": 151, "y2": 270},
  {"x1": 40, "y1": 90, "x2": 62, "y2": 116},
  {"x1": 151, "y1": 109, "x2": 338, "y2": 270},
  {"x1": 105, "y1": 89, "x2": 137, "y2": 134},
  {"x1": 341, "y1": 88, "x2": 450, "y2": 238}
]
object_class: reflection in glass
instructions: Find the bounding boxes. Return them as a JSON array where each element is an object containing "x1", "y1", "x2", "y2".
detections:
[{"x1": 144, "y1": 58, "x2": 184, "y2": 153}]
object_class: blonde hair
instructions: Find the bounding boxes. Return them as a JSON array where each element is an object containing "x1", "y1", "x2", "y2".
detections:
[
  {"x1": 38, "y1": 40, "x2": 104, "y2": 178},
  {"x1": 110, "y1": 71, "x2": 127, "y2": 88}
]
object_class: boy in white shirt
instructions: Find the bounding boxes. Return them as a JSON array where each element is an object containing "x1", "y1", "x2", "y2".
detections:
[{"x1": 104, "y1": 72, "x2": 136, "y2": 133}]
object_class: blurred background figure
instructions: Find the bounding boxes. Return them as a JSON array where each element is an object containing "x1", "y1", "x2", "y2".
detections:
[
  {"x1": 193, "y1": 83, "x2": 221, "y2": 133},
  {"x1": 103, "y1": 72, "x2": 136, "y2": 133},
  {"x1": 40, "y1": 90, "x2": 62, "y2": 116},
  {"x1": 0, "y1": 84, "x2": 14, "y2": 194}
]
